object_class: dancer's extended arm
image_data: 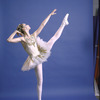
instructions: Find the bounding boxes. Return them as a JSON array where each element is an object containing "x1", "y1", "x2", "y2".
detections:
[
  {"x1": 32, "y1": 9, "x2": 57, "y2": 37},
  {"x1": 7, "y1": 30, "x2": 24, "y2": 43}
]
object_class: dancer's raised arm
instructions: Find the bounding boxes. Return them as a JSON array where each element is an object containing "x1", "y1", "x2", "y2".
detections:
[
  {"x1": 32, "y1": 9, "x2": 57, "y2": 37},
  {"x1": 7, "y1": 30, "x2": 24, "y2": 43}
]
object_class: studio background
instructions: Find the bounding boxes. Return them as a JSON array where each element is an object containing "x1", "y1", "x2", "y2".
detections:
[{"x1": 0, "y1": 0, "x2": 97, "y2": 100}]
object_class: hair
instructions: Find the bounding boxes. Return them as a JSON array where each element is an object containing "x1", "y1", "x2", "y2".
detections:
[{"x1": 16, "y1": 24, "x2": 25, "y2": 34}]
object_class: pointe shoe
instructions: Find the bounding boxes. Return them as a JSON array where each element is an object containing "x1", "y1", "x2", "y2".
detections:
[{"x1": 62, "y1": 13, "x2": 69, "y2": 25}]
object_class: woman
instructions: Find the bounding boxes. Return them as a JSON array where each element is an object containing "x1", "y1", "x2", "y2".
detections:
[{"x1": 7, "y1": 9, "x2": 69, "y2": 100}]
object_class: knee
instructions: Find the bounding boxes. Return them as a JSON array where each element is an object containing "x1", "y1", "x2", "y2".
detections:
[{"x1": 37, "y1": 79, "x2": 43, "y2": 86}]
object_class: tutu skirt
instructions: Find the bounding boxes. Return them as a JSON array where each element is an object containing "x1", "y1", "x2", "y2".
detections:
[{"x1": 21, "y1": 36, "x2": 51, "y2": 71}]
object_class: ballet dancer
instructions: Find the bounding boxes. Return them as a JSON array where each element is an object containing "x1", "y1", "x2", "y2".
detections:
[{"x1": 7, "y1": 9, "x2": 69, "y2": 100}]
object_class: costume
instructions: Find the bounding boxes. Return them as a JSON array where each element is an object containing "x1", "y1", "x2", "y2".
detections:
[{"x1": 21, "y1": 35, "x2": 51, "y2": 71}]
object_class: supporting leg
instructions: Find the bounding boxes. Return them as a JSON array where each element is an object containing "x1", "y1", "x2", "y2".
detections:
[
  {"x1": 47, "y1": 13, "x2": 69, "y2": 50},
  {"x1": 34, "y1": 64, "x2": 43, "y2": 100}
]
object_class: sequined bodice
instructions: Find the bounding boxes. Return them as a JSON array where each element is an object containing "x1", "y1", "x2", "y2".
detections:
[
  {"x1": 24, "y1": 35, "x2": 35, "y2": 46},
  {"x1": 21, "y1": 35, "x2": 40, "y2": 57}
]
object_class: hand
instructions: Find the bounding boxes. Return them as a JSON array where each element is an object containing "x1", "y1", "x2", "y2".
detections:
[
  {"x1": 15, "y1": 30, "x2": 23, "y2": 36},
  {"x1": 50, "y1": 9, "x2": 57, "y2": 15}
]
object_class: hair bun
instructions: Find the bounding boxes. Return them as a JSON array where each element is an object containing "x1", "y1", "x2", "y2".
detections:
[{"x1": 17, "y1": 24, "x2": 24, "y2": 34}]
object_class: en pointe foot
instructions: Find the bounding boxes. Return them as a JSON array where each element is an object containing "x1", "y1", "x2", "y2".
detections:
[{"x1": 62, "y1": 13, "x2": 69, "y2": 25}]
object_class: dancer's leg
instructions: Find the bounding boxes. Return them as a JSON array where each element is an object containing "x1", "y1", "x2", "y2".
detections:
[
  {"x1": 47, "y1": 14, "x2": 69, "y2": 50},
  {"x1": 34, "y1": 64, "x2": 43, "y2": 100}
]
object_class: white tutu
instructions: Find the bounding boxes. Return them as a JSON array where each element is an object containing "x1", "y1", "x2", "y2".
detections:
[{"x1": 21, "y1": 36, "x2": 51, "y2": 71}]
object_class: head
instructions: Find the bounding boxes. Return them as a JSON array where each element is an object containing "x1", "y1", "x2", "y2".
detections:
[{"x1": 17, "y1": 23, "x2": 31, "y2": 35}]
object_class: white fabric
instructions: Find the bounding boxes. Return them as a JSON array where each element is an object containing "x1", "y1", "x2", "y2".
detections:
[{"x1": 21, "y1": 36, "x2": 51, "y2": 71}]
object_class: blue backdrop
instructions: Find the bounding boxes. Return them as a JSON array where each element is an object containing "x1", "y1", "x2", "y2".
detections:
[{"x1": 0, "y1": 0, "x2": 97, "y2": 100}]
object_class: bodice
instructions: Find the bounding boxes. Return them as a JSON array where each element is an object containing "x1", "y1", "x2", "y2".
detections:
[
  {"x1": 24, "y1": 35, "x2": 35, "y2": 46},
  {"x1": 21, "y1": 35, "x2": 40, "y2": 57}
]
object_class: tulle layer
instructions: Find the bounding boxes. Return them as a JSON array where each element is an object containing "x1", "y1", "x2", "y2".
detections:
[{"x1": 21, "y1": 36, "x2": 51, "y2": 71}]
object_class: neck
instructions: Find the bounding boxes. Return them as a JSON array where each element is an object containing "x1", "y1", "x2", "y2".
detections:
[{"x1": 24, "y1": 30, "x2": 31, "y2": 37}]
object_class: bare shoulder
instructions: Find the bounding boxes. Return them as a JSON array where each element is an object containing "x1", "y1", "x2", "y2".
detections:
[{"x1": 31, "y1": 32, "x2": 37, "y2": 38}]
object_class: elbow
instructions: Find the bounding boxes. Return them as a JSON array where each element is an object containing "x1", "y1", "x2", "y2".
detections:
[{"x1": 7, "y1": 39, "x2": 11, "y2": 42}]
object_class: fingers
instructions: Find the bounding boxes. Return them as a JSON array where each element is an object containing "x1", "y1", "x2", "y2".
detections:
[
  {"x1": 51, "y1": 9, "x2": 57, "y2": 15},
  {"x1": 17, "y1": 32, "x2": 23, "y2": 36},
  {"x1": 16, "y1": 30, "x2": 23, "y2": 36},
  {"x1": 53, "y1": 9, "x2": 57, "y2": 13},
  {"x1": 16, "y1": 30, "x2": 21, "y2": 34},
  {"x1": 53, "y1": 9, "x2": 57, "y2": 12}
]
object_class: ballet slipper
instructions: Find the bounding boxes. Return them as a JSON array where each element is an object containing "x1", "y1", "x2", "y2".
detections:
[{"x1": 62, "y1": 13, "x2": 69, "y2": 25}]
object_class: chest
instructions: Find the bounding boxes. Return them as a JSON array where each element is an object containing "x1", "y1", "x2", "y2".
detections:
[{"x1": 24, "y1": 35, "x2": 36, "y2": 46}]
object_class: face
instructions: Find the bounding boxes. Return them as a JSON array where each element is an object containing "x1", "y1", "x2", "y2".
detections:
[{"x1": 22, "y1": 23, "x2": 31, "y2": 31}]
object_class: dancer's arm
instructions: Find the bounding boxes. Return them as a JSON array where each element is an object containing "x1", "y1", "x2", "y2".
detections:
[
  {"x1": 7, "y1": 30, "x2": 24, "y2": 43},
  {"x1": 32, "y1": 9, "x2": 57, "y2": 37}
]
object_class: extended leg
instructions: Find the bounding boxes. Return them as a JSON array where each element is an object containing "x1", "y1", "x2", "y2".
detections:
[
  {"x1": 34, "y1": 64, "x2": 43, "y2": 100},
  {"x1": 47, "y1": 14, "x2": 69, "y2": 50}
]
